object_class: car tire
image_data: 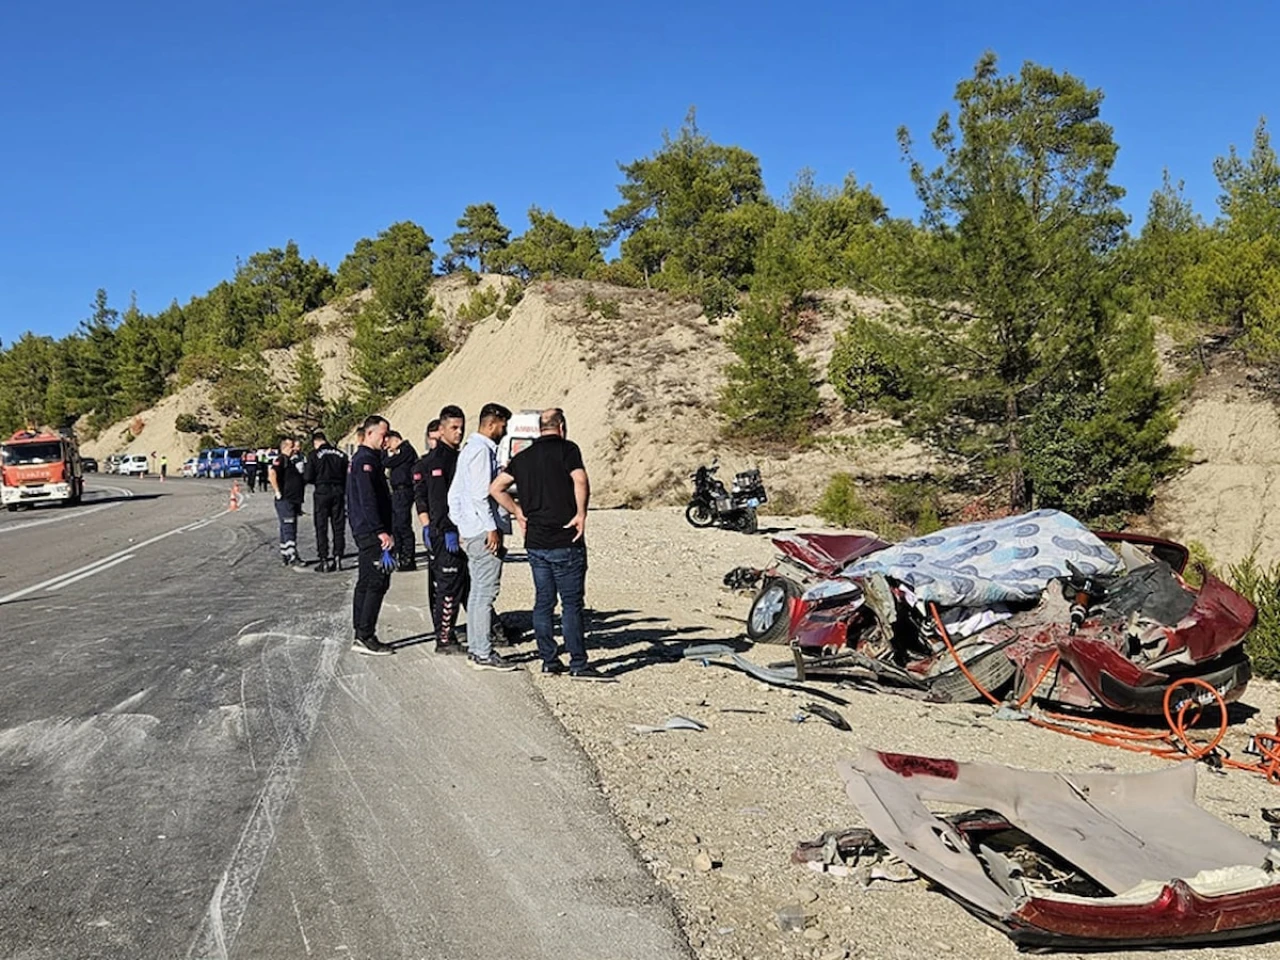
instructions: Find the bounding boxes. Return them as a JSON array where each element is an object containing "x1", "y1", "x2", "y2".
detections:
[
  {"x1": 747, "y1": 576, "x2": 801, "y2": 645},
  {"x1": 928, "y1": 647, "x2": 1017, "y2": 703}
]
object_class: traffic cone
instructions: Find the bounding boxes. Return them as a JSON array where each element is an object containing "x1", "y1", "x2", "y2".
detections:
[{"x1": 229, "y1": 481, "x2": 240, "y2": 511}]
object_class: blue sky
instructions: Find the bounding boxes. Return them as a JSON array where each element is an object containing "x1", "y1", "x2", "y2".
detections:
[{"x1": 0, "y1": 0, "x2": 1275, "y2": 343}]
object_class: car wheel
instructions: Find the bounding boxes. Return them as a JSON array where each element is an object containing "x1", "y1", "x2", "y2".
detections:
[
  {"x1": 928, "y1": 647, "x2": 1017, "y2": 703},
  {"x1": 747, "y1": 576, "x2": 801, "y2": 645}
]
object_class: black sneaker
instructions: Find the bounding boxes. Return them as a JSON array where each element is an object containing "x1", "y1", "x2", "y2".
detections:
[
  {"x1": 435, "y1": 640, "x2": 462, "y2": 655},
  {"x1": 541, "y1": 660, "x2": 566, "y2": 675},
  {"x1": 468, "y1": 651, "x2": 518, "y2": 672},
  {"x1": 352, "y1": 636, "x2": 394, "y2": 657},
  {"x1": 313, "y1": 559, "x2": 330, "y2": 573}
]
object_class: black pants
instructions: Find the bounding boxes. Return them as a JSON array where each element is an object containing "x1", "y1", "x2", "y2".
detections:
[
  {"x1": 313, "y1": 487, "x2": 346, "y2": 561},
  {"x1": 245, "y1": 469, "x2": 257, "y2": 492},
  {"x1": 391, "y1": 487, "x2": 416, "y2": 566},
  {"x1": 353, "y1": 533, "x2": 391, "y2": 640},
  {"x1": 429, "y1": 532, "x2": 469, "y2": 642}
]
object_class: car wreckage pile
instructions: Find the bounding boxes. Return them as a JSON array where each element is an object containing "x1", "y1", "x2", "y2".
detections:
[{"x1": 713, "y1": 509, "x2": 1280, "y2": 950}]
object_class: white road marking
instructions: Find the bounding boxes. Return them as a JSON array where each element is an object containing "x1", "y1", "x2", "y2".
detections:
[
  {"x1": 0, "y1": 507, "x2": 231, "y2": 605},
  {"x1": 0, "y1": 501, "x2": 119, "y2": 534},
  {"x1": 45, "y1": 554, "x2": 135, "y2": 591}
]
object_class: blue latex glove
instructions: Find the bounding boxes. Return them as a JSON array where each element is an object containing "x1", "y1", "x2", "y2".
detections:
[
  {"x1": 444, "y1": 531, "x2": 460, "y2": 554},
  {"x1": 378, "y1": 547, "x2": 397, "y2": 574},
  {"x1": 422, "y1": 525, "x2": 430, "y2": 548}
]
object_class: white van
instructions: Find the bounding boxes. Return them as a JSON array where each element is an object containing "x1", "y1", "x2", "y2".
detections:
[
  {"x1": 497, "y1": 410, "x2": 543, "y2": 468},
  {"x1": 118, "y1": 454, "x2": 150, "y2": 476}
]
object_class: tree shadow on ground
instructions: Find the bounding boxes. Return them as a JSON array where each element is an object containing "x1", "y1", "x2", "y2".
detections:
[{"x1": 495, "y1": 607, "x2": 752, "y2": 679}]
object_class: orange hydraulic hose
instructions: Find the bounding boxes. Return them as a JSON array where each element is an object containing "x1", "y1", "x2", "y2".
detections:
[{"x1": 929, "y1": 602, "x2": 1002, "y2": 707}]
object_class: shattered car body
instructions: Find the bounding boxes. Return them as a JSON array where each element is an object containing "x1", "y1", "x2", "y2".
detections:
[
  {"x1": 834, "y1": 749, "x2": 1280, "y2": 950},
  {"x1": 745, "y1": 510, "x2": 1256, "y2": 714}
]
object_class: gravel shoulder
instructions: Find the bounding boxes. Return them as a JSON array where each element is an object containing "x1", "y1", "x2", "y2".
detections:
[{"x1": 488, "y1": 507, "x2": 1280, "y2": 960}]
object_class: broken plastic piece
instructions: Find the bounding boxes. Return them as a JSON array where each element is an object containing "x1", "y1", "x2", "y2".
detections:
[
  {"x1": 630, "y1": 715, "x2": 707, "y2": 734},
  {"x1": 774, "y1": 903, "x2": 812, "y2": 932}
]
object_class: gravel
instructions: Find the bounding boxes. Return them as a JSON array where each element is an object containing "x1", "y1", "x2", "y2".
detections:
[{"x1": 495, "y1": 506, "x2": 1280, "y2": 960}]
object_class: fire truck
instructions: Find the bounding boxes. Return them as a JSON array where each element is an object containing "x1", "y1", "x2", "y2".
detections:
[{"x1": 1, "y1": 428, "x2": 84, "y2": 511}]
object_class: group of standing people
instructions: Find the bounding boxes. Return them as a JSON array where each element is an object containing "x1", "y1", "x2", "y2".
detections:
[{"x1": 266, "y1": 403, "x2": 598, "y2": 677}]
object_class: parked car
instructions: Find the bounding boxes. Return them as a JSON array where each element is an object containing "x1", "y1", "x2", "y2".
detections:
[
  {"x1": 209, "y1": 447, "x2": 246, "y2": 478},
  {"x1": 104, "y1": 454, "x2": 123, "y2": 474},
  {"x1": 117, "y1": 454, "x2": 150, "y2": 476},
  {"x1": 81, "y1": 457, "x2": 99, "y2": 473},
  {"x1": 741, "y1": 509, "x2": 1255, "y2": 716},
  {"x1": 180, "y1": 457, "x2": 198, "y2": 478}
]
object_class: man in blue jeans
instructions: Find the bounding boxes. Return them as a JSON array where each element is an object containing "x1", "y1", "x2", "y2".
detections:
[{"x1": 490, "y1": 408, "x2": 600, "y2": 679}]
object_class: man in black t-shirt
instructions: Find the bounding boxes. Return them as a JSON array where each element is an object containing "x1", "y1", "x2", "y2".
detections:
[
  {"x1": 268, "y1": 437, "x2": 307, "y2": 567},
  {"x1": 490, "y1": 408, "x2": 599, "y2": 678}
]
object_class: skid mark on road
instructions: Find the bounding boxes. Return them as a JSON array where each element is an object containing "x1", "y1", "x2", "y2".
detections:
[{"x1": 187, "y1": 634, "x2": 343, "y2": 960}]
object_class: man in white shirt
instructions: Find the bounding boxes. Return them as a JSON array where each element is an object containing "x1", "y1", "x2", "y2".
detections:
[{"x1": 447, "y1": 402, "x2": 514, "y2": 671}]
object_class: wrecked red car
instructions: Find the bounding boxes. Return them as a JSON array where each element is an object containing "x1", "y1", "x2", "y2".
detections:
[{"x1": 743, "y1": 509, "x2": 1255, "y2": 714}]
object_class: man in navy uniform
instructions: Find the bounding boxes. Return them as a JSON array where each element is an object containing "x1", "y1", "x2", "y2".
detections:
[
  {"x1": 303, "y1": 430, "x2": 349, "y2": 572},
  {"x1": 383, "y1": 430, "x2": 419, "y2": 572},
  {"x1": 347, "y1": 415, "x2": 397, "y2": 656}
]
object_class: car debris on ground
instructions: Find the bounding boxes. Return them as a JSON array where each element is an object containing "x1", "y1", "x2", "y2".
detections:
[{"x1": 813, "y1": 748, "x2": 1280, "y2": 951}]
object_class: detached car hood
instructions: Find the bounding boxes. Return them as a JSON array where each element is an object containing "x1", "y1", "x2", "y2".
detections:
[{"x1": 839, "y1": 749, "x2": 1280, "y2": 950}]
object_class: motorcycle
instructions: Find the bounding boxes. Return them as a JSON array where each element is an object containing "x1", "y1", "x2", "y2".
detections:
[{"x1": 685, "y1": 463, "x2": 767, "y2": 534}]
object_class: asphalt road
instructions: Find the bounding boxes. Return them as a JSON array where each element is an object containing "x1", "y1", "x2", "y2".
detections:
[{"x1": 0, "y1": 476, "x2": 687, "y2": 959}]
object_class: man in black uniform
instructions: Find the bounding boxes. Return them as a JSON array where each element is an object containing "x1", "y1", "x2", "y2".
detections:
[
  {"x1": 303, "y1": 430, "x2": 348, "y2": 572},
  {"x1": 346, "y1": 415, "x2": 396, "y2": 656},
  {"x1": 243, "y1": 448, "x2": 259, "y2": 492},
  {"x1": 413, "y1": 405, "x2": 468, "y2": 653},
  {"x1": 382, "y1": 430, "x2": 419, "y2": 572},
  {"x1": 268, "y1": 437, "x2": 306, "y2": 567}
]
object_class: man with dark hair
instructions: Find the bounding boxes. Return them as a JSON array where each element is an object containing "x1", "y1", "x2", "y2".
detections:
[
  {"x1": 491, "y1": 408, "x2": 599, "y2": 678},
  {"x1": 269, "y1": 437, "x2": 306, "y2": 568},
  {"x1": 303, "y1": 429, "x2": 349, "y2": 572},
  {"x1": 448, "y1": 402, "x2": 514, "y2": 671},
  {"x1": 425, "y1": 418, "x2": 441, "y2": 452},
  {"x1": 382, "y1": 429, "x2": 419, "y2": 572},
  {"x1": 414, "y1": 404, "x2": 468, "y2": 652},
  {"x1": 346, "y1": 415, "x2": 396, "y2": 656}
]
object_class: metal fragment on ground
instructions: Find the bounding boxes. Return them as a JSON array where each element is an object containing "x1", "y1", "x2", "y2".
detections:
[
  {"x1": 631, "y1": 715, "x2": 708, "y2": 734},
  {"x1": 837, "y1": 747, "x2": 1280, "y2": 950}
]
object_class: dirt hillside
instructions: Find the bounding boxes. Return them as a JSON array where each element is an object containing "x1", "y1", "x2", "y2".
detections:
[
  {"x1": 1153, "y1": 362, "x2": 1280, "y2": 566},
  {"x1": 381, "y1": 279, "x2": 933, "y2": 509}
]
